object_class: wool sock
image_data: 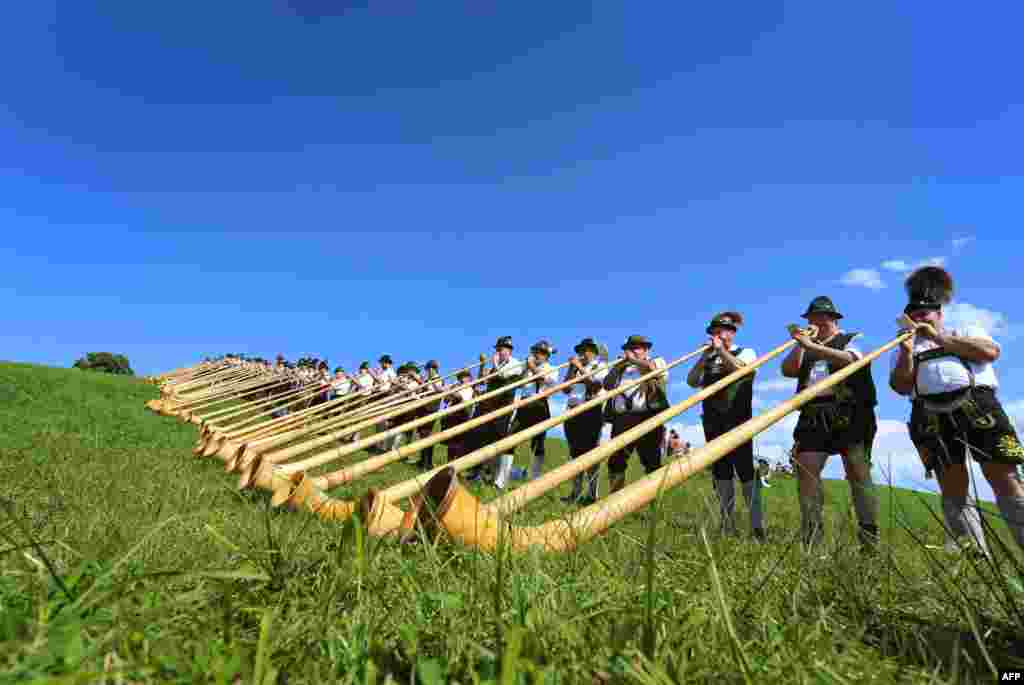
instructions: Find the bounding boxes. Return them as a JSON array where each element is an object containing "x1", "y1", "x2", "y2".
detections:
[
  {"x1": 800, "y1": 491, "x2": 824, "y2": 546},
  {"x1": 494, "y1": 454, "x2": 514, "y2": 489},
  {"x1": 585, "y1": 465, "x2": 600, "y2": 499},
  {"x1": 942, "y1": 495, "x2": 989, "y2": 554},
  {"x1": 742, "y1": 480, "x2": 763, "y2": 531},
  {"x1": 715, "y1": 479, "x2": 736, "y2": 533},
  {"x1": 996, "y1": 495, "x2": 1024, "y2": 552},
  {"x1": 848, "y1": 475, "x2": 878, "y2": 528}
]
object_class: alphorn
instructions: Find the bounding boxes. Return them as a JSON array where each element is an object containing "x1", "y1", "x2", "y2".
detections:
[
  {"x1": 357, "y1": 335, "x2": 808, "y2": 537},
  {"x1": 417, "y1": 326, "x2": 914, "y2": 553},
  {"x1": 271, "y1": 348, "x2": 700, "y2": 522},
  {"x1": 216, "y1": 357, "x2": 506, "y2": 470},
  {"x1": 254, "y1": 356, "x2": 625, "y2": 497},
  {"x1": 179, "y1": 377, "x2": 299, "y2": 422},
  {"x1": 238, "y1": 358, "x2": 580, "y2": 489}
]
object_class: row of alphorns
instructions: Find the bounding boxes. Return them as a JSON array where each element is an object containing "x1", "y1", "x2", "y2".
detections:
[{"x1": 146, "y1": 318, "x2": 918, "y2": 553}]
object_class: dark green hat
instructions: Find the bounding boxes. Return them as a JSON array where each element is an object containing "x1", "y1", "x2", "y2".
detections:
[
  {"x1": 574, "y1": 337, "x2": 599, "y2": 354},
  {"x1": 706, "y1": 311, "x2": 743, "y2": 335},
  {"x1": 621, "y1": 334, "x2": 653, "y2": 350},
  {"x1": 426, "y1": 359, "x2": 439, "y2": 369},
  {"x1": 801, "y1": 296, "x2": 843, "y2": 320},
  {"x1": 494, "y1": 336, "x2": 514, "y2": 350},
  {"x1": 456, "y1": 368, "x2": 473, "y2": 380},
  {"x1": 359, "y1": 361, "x2": 370, "y2": 370},
  {"x1": 403, "y1": 361, "x2": 421, "y2": 374},
  {"x1": 379, "y1": 355, "x2": 393, "y2": 365}
]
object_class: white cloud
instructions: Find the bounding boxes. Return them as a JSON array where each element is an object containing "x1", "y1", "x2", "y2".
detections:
[
  {"x1": 840, "y1": 268, "x2": 886, "y2": 290},
  {"x1": 881, "y1": 260, "x2": 911, "y2": 272},
  {"x1": 881, "y1": 257, "x2": 946, "y2": 274},
  {"x1": 756, "y1": 377, "x2": 796, "y2": 393},
  {"x1": 1003, "y1": 400, "x2": 1024, "y2": 431},
  {"x1": 944, "y1": 302, "x2": 1011, "y2": 337}
]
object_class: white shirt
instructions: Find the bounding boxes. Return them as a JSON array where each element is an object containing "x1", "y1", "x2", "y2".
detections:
[
  {"x1": 518, "y1": 360, "x2": 558, "y2": 399},
  {"x1": 566, "y1": 360, "x2": 610, "y2": 408},
  {"x1": 355, "y1": 372, "x2": 375, "y2": 391},
  {"x1": 611, "y1": 357, "x2": 669, "y2": 414},
  {"x1": 699, "y1": 346, "x2": 757, "y2": 384},
  {"x1": 493, "y1": 357, "x2": 524, "y2": 380},
  {"x1": 446, "y1": 384, "x2": 475, "y2": 406},
  {"x1": 376, "y1": 366, "x2": 397, "y2": 391},
  {"x1": 888, "y1": 325, "x2": 1000, "y2": 398},
  {"x1": 804, "y1": 333, "x2": 862, "y2": 397},
  {"x1": 422, "y1": 373, "x2": 444, "y2": 394},
  {"x1": 331, "y1": 378, "x2": 352, "y2": 395}
]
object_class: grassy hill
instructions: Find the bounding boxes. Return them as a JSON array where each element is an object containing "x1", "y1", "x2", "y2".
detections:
[{"x1": 1, "y1": 361, "x2": 1022, "y2": 683}]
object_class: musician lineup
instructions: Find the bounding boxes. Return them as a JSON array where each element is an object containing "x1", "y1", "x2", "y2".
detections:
[{"x1": 187, "y1": 266, "x2": 1024, "y2": 555}]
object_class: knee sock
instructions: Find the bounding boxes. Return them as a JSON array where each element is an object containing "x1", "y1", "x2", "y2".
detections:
[
  {"x1": 848, "y1": 475, "x2": 878, "y2": 528},
  {"x1": 715, "y1": 479, "x2": 736, "y2": 531},
  {"x1": 494, "y1": 454, "x2": 514, "y2": 489},
  {"x1": 742, "y1": 480, "x2": 763, "y2": 530},
  {"x1": 585, "y1": 465, "x2": 600, "y2": 499},
  {"x1": 942, "y1": 495, "x2": 989, "y2": 554},
  {"x1": 995, "y1": 495, "x2": 1024, "y2": 552},
  {"x1": 800, "y1": 490, "x2": 824, "y2": 546},
  {"x1": 530, "y1": 452, "x2": 545, "y2": 480}
]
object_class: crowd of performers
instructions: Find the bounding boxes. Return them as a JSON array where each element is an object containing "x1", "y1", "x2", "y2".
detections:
[{"x1": 225, "y1": 266, "x2": 1024, "y2": 556}]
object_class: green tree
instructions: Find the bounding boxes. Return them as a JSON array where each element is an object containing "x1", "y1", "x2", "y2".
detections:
[{"x1": 72, "y1": 352, "x2": 134, "y2": 376}]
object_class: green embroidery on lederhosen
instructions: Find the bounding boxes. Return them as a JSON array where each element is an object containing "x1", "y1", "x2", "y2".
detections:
[
  {"x1": 959, "y1": 398, "x2": 997, "y2": 430},
  {"x1": 923, "y1": 414, "x2": 941, "y2": 435},
  {"x1": 997, "y1": 435, "x2": 1024, "y2": 463}
]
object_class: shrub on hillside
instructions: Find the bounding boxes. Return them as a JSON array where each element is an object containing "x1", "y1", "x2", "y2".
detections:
[{"x1": 72, "y1": 352, "x2": 134, "y2": 375}]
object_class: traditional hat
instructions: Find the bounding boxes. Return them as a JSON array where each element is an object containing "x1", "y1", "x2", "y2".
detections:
[
  {"x1": 530, "y1": 340, "x2": 557, "y2": 357},
  {"x1": 574, "y1": 337, "x2": 600, "y2": 354},
  {"x1": 334, "y1": 366, "x2": 345, "y2": 374},
  {"x1": 359, "y1": 361, "x2": 370, "y2": 371},
  {"x1": 426, "y1": 359, "x2": 439, "y2": 369},
  {"x1": 801, "y1": 296, "x2": 843, "y2": 319},
  {"x1": 494, "y1": 336, "x2": 514, "y2": 350},
  {"x1": 456, "y1": 368, "x2": 473, "y2": 380},
  {"x1": 706, "y1": 311, "x2": 743, "y2": 334},
  {"x1": 621, "y1": 334, "x2": 653, "y2": 350},
  {"x1": 379, "y1": 355, "x2": 393, "y2": 365},
  {"x1": 904, "y1": 266, "x2": 954, "y2": 314}
]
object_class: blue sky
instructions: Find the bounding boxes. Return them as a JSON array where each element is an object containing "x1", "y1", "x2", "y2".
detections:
[{"x1": 3, "y1": 2, "x2": 1022, "y2": 498}]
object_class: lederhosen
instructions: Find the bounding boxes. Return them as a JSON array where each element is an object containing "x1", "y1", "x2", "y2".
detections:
[
  {"x1": 907, "y1": 347, "x2": 1023, "y2": 471},
  {"x1": 564, "y1": 364, "x2": 605, "y2": 459},
  {"x1": 465, "y1": 363, "x2": 520, "y2": 472},
  {"x1": 511, "y1": 367, "x2": 553, "y2": 458},
  {"x1": 414, "y1": 378, "x2": 444, "y2": 466},
  {"x1": 604, "y1": 365, "x2": 668, "y2": 475},
  {"x1": 701, "y1": 348, "x2": 755, "y2": 482},
  {"x1": 793, "y1": 333, "x2": 878, "y2": 458}
]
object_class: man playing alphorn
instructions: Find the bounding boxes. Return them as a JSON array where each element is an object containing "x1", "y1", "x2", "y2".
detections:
[
  {"x1": 890, "y1": 266, "x2": 1024, "y2": 554},
  {"x1": 514, "y1": 341, "x2": 560, "y2": 480},
  {"x1": 782, "y1": 296, "x2": 879, "y2": 550},
  {"x1": 561, "y1": 337, "x2": 609, "y2": 505},
  {"x1": 440, "y1": 365, "x2": 482, "y2": 465},
  {"x1": 464, "y1": 337, "x2": 524, "y2": 489},
  {"x1": 687, "y1": 312, "x2": 764, "y2": 539},
  {"x1": 415, "y1": 360, "x2": 445, "y2": 470},
  {"x1": 602, "y1": 335, "x2": 670, "y2": 495}
]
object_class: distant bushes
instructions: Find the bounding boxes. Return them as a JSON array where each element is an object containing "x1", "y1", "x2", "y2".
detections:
[{"x1": 73, "y1": 352, "x2": 134, "y2": 376}]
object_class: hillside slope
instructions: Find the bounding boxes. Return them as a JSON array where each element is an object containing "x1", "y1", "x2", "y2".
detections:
[{"x1": 1, "y1": 361, "x2": 1021, "y2": 683}]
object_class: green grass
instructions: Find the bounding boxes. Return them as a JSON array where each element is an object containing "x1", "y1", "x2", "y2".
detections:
[{"x1": 2, "y1": 360, "x2": 1023, "y2": 683}]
